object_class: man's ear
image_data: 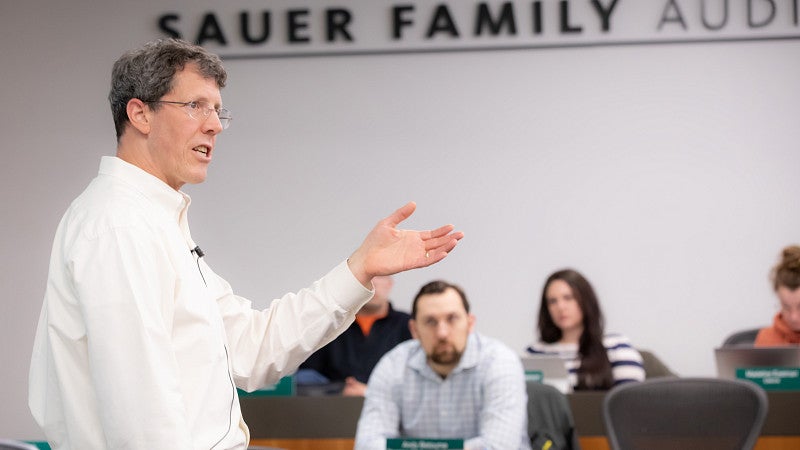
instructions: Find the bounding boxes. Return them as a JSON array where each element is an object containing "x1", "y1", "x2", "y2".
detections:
[
  {"x1": 409, "y1": 319, "x2": 419, "y2": 339},
  {"x1": 126, "y1": 98, "x2": 151, "y2": 134},
  {"x1": 467, "y1": 313, "x2": 476, "y2": 333}
]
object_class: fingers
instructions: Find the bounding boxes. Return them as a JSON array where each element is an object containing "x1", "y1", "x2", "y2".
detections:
[
  {"x1": 383, "y1": 201, "x2": 417, "y2": 228},
  {"x1": 420, "y1": 238, "x2": 461, "y2": 267},
  {"x1": 421, "y1": 231, "x2": 463, "y2": 265},
  {"x1": 421, "y1": 224, "x2": 456, "y2": 240},
  {"x1": 426, "y1": 236, "x2": 461, "y2": 255},
  {"x1": 423, "y1": 229, "x2": 464, "y2": 250}
]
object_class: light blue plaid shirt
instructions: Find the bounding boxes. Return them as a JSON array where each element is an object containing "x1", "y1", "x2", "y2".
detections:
[{"x1": 355, "y1": 333, "x2": 531, "y2": 450}]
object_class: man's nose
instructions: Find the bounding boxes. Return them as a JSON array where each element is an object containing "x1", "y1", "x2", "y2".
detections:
[
  {"x1": 203, "y1": 111, "x2": 224, "y2": 134},
  {"x1": 436, "y1": 322, "x2": 450, "y2": 338}
]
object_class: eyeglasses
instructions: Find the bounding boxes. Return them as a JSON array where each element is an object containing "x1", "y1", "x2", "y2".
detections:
[{"x1": 146, "y1": 100, "x2": 232, "y2": 129}]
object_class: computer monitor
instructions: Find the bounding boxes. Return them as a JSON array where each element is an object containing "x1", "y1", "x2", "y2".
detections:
[
  {"x1": 520, "y1": 354, "x2": 572, "y2": 394},
  {"x1": 714, "y1": 346, "x2": 800, "y2": 380}
]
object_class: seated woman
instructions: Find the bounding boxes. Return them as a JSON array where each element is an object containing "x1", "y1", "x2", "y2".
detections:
[
  {"x1": 755, "y1": 245, "x2": 800, "y2": 346},
  {"x1": 526, "y1": 269, "x2": 645, "y2": 390}
]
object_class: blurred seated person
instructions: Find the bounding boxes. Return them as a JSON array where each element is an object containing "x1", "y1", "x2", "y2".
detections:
[
  {"x1": 355, "y1": 280, "x2": 530, "y2": 450},
  {"x1": 297, "y1": 275, "x2": 412, "y2": 396},
  {"x1": 526, "y1": 269, "x2": 644, "y2": 390},
  {"x1": 756, "y1": 245, "x2": 800, "y2": 345}
]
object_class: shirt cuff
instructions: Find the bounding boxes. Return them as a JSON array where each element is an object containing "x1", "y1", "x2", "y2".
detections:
[{"x1": 323, "y1": 260, "x2": 374, "y2": 312}]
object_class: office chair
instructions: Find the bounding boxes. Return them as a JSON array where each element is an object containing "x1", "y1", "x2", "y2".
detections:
[
  {"x1": 722, "y1": 328, "x2": 763, "y2": 347},
  {"x1": 602, "y1": 377, "x2": 767, "y2": 450},
  {"x1": 0, "y1": 439, "x2": 39, "y2": 450}
]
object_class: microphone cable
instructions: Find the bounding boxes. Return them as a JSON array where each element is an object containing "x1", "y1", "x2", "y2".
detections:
[
  {"x1": 190, "y1": 245, "x2": 236, "y2": 449},
  {"x1": 191, "y1": 246, "x2": 207, "y2": 286}
]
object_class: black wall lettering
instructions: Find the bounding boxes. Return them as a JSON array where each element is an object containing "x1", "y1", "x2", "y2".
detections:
[
  {"x1": 748, "y1": 0, "x2": 776, "y2": 28},
  {"x1": 426, "y1": 4, "x2": 460, "y2": 38},
  {"x1": 240, "y1": 11, "x2": 271, "y2": 44},
  {"x1": 532, "y1": 1, "x2": 544, "y2": 34},
  {"x1": 158, "y1": 13, "x2": 182, "y2": 39},
  {"x1": 392, "y1": 5, "x2": 415, "y2": 39},
  {"x1": 658, "y1": 0, "x2": 688, "y2": 30},
  {"x1": 196, "y1": 13, "x2": 227, "y2": 46},
  {"x1": 475, "y1": 2, "x2": 517, "y2": 36},
  {"x1": 560, "y1": 1, "x2": 583, "y2": 33},
  {"x1": 591, "y1": 0, "x2": 620, "y2": 32},
  {"x1": 701, "y1": 0, "x2": 728, "y2": 30},
  {"x1": 327, "y1": 8, "x2": 354, "y2": 42},
  {"x1": 287, "y1": 9, "x2": 311, "y2": 43}
]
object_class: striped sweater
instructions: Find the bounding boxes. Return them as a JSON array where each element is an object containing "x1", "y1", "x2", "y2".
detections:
[{"x1": 525, "y1": 333, "x2": 646, "y2": 389}]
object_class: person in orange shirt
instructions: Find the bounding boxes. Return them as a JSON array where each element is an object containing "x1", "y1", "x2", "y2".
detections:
[
  {"x1": 755, "y1": 245, "x2": 800, "y2": 346},
  {"x1": 297, "y1": 275, "x2": 412, "y2": 396}
]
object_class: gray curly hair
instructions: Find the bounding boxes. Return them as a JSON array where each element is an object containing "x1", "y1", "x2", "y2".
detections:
[{"x1": 108, "y1": 39, "x2": 227, "y2": 140}]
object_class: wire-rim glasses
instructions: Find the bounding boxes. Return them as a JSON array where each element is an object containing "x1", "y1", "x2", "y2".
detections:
[{"x1": 145, "y1": 100, "x2": 232, "y2": 129}]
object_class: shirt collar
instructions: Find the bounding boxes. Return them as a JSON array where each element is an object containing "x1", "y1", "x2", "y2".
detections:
[{"x1": 98, "y1": 156, "x2": 191, "y2": 223}]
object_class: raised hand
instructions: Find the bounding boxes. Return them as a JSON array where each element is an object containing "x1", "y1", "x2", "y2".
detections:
[{"x1": 347, "y1": 202, "x2": 464, "y2": 287}]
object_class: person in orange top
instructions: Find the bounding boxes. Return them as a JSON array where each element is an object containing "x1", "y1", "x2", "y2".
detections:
[
  {"x1": 298, "y1": 275, "x2": 412, "y2": 396},
  {"x1": 755, "y1": 245, "x2": 800, "y2": 346}
]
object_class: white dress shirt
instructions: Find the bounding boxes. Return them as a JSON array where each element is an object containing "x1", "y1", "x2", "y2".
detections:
[{"x1": 29, "y1": 156, "x2": 372, "y2": 450}]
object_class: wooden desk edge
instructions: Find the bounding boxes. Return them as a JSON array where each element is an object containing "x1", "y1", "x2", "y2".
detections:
[{"x1": 249, "y1": 436, "x2": 800, "y2": 450}]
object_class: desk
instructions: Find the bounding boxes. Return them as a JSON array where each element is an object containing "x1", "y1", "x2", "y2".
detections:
[
  {"x1": 242, "y1": 396, "x2": 363, "y2": 439},
  {"x1": 243, "y1": 396, "x2": 362, "y2": 450},
  {"x1": 243, "y1": 391, "x2": 800, "y2": 449}
]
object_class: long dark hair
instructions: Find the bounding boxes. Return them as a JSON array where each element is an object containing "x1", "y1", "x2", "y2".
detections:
[{"x1": 538, "y1": 269, "x2": 613, "y2": 390}]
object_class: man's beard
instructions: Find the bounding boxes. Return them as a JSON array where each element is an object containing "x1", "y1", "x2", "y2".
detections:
[{"x1": 429, "y1": 342, "x2": 463, "y2": 366}]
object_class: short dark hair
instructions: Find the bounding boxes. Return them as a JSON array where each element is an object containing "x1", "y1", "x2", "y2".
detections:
[
  {"x1": 108, "y1": 38, "x2": 227, "y2": 141},
  {"x1": 411, "y1": 280, "x2": 470, "y2": 319}
]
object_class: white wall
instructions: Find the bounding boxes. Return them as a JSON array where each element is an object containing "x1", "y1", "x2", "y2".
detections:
[{"x1": 2, "y1": 0, "x2": 799, "y2": 440}]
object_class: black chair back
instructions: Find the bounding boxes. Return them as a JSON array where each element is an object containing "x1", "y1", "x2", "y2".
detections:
[
  {"x1": 722, "y1": 328, "x2": 763, "y2": 347},
  {"x1": 526, "y1": 381, "x2": 581, "y2": 450},
  {"x1": 603, "y1": 377, "x2": 768, "y2": 450}
]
